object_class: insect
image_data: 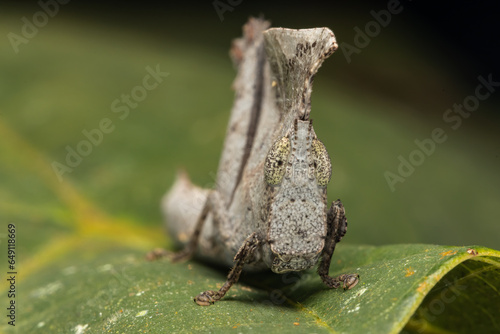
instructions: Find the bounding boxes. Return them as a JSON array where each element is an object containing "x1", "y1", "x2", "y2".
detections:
[{"x1": 149, "y1": 18, "x2": 359, "y2": 305}]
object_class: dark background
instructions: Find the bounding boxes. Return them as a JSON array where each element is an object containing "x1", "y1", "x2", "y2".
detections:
[{"x1": 5, "y1": 1, "x2": 500, "y2": 84}]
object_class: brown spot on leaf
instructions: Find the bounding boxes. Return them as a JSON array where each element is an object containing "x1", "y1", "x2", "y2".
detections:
[
  {"x1": 439, "y1": 250, "x2": 458, "y2": 258},
  {"x1": 467, "y1": 248, "x2": 478, "y2": 256},
  {"x1": 404, "y1": 267, "x2": 415, "y2": 277},
  {"x1": 417, "y1": 281, "x2": 429, "y2": 293}
]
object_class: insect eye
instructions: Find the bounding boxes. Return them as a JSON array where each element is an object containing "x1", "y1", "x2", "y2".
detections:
[
  {"x1": 311, "y1": 139, "x2": 332, "y2": 187},
  {"x1": 265, "y1": 136, "x2": 290, "y2": 185}
]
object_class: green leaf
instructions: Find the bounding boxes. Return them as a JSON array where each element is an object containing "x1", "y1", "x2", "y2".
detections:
[{"x1": 5, "y1": 241, "x2": 500, "y2": 333}]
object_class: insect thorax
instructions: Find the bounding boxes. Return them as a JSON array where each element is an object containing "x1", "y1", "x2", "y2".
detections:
[{"x1": 264, "y1": 119, "x2": 332, "y2": 273}]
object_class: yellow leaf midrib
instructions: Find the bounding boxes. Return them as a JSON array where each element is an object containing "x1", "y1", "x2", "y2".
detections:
[{"x1": 0, "y1": 117, "x2": 166, "y2": 288}]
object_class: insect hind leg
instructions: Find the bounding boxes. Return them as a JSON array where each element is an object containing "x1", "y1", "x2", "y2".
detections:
[{"x1": 317, "y1": 200, "x2": 359, "y2": 290}]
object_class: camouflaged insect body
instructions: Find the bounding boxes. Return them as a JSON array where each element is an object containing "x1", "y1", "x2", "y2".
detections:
[
  {"x1": 161, "y1": 19, "x2": 359, "y2": 305},
  {"x1": 264, "y1": 119, "x2": 332, "y2": 273}
]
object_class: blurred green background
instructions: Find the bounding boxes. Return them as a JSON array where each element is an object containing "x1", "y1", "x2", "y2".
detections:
[{"x1": 1, "y1": 0, "x2": 499, "y2": 266}]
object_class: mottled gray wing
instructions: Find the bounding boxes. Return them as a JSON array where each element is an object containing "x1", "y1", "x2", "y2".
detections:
[{"x1": 215, "y1": 18, "x2": 274, "y2": 207}]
